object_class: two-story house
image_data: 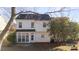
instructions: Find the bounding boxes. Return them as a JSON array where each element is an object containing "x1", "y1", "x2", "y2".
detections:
[{"x1": 16, "y1": 12, "x2": 51, "y2": 43}]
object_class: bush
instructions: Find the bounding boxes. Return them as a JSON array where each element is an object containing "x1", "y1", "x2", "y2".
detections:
[{"x1": 7, "y1": 32, "x2": 16, "y2": 44}]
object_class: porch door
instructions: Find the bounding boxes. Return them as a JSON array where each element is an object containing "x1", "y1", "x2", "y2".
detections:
[{"x1": 25, "y1": 33, "x2": 29, "y2": 43}]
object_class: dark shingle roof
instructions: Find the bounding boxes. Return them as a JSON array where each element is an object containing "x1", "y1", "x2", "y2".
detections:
[{"x1": 16, "y1": 14, "x2": 50, "y2": 20}]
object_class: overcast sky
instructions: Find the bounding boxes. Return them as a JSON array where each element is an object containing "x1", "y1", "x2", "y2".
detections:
[{"x1": 0, "y1": 7, "x2": 79, "y2": 23}]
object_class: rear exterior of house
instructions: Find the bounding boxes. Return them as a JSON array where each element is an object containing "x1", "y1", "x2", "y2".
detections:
[{"x1": 16, "y1": 12, "x2": 51, "y2": 43}]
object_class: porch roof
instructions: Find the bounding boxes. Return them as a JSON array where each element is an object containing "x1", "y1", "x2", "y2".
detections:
[{"x1": 16, "y1": 29, "x2": 35, "y2": 32}]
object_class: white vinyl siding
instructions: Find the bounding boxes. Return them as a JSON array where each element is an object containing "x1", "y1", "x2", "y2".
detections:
[{"x1": 16, "y1": 19, "x2": 50, "y2": 43}]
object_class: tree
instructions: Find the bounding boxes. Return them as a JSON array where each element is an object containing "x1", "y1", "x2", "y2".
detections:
[
  {"x1": 0, "y1": 7, "x2": 16, "y2": 40},
  {"x1": 68, "y1": 22, "x2": 79, "y2": 40},
  {"x1": 48, "y1": 17, "x2": 79, "y2": 42},
  {"x1": 48, "y1": 17, "x2": 69, "y2": 42},
  {"x1": 0, "y1": 7, "x2": 16, "y2": 50}
]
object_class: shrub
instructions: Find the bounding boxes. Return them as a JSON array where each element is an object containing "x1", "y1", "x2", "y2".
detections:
[{"x1": 7, "y1": 32, "x2": 16, "y2": 44}]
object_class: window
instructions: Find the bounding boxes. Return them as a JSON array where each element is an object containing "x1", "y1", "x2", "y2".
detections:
[
  {"x1": 43, "y1": 22, "x2": 46, "y2": 27},
  {"x1": 31, "y1": 34, "x2": 34, "y2": 40},
  {"x1": 18, "y1": 33, "x2": 21, "y2": 42},
  {"x1": 19, "y1": 22, "x2": 22, "y2": 28},
  {"x1": 31, "y1": 22, "x2": 34, "y2": 28},
  {"x1": 25, "y1": 16, "x2": 27, "y2": 19},
  {"x1": 41, "y1": 35, "x2": 45, "y2": 38},
  {"x1": 22, "y1": 33, "x2": 25, "y2": 42},
  {"x1": 26, "y1": 33, "x2": 29, "y2": 42}
]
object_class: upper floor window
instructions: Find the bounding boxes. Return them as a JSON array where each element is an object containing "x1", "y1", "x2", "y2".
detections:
[
  {"x1": 43, "y1": 22, "x2": 46, "y2": 27},
  {"x1": 41, "y1": 35, "x2": 45, "y2": 38},
  {"x1": 31, "y1": 22, "x2": 34, "y2": 28},
  {"x1": 19, "y1": 22, "x2": 22, "y2": 28}
]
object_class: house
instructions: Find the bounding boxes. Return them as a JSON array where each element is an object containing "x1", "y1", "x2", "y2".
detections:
[
  {"x1": 16, "y1": 12, "x2": 51, "y2": 43},
  {"x1": 0, "y1": 16, "x2": 6, "y2": 34}
]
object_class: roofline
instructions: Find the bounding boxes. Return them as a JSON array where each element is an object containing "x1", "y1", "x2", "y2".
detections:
[{"x1": 16, "y1": 19, "x2": 50, "y2": 21}]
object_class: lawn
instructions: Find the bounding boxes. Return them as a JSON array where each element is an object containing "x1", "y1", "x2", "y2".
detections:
[
  {"x1": 2, "y1": 39, "x2": 79, "y2": 51},
  {"x1": 50, "y1": 45, "x2": 71, "y2": 51}
]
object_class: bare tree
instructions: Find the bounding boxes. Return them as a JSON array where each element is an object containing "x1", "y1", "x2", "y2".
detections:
[
  {"x1": 45, "y1": 7, "x2": 66, "y2": 16},
  {"x1": 0, "y1": 7, "x2": 16, "y2": 50},
  {"x1": 0, "y1": 7, "x2": 16, "y2": 40}
]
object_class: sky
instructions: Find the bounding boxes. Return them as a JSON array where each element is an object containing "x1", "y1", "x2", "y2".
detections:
[{"x1": 0, "y1": 7, "x2": 79, "y2": 23}]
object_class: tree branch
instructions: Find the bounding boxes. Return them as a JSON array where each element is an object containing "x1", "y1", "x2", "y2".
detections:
[{"x1": 16, "y1": 11, "x2": 39, "y2": 15}]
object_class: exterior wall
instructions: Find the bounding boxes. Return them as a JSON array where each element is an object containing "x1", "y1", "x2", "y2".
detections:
[
  {"x1": 16, "y1": 32, "x2": 50, "y2": 43},
  {"x1": 16, "y1": 19, "x2": 32, "y2": 29},
  {"x1": 16, "y1": 32, "x2": 34, "y2": 43},
  {"x1": 16, "y1": 19, "x2": 50, "y2": 43},
  {"x1": 35, "y1": 21, "x2": 49, "y2": 32},
  {"x1": 16, "y1": 19, "x2": 49, "y2": 31},
  {"x1": 33, "y1": 32, "x2": 50, "y2": 43}
]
